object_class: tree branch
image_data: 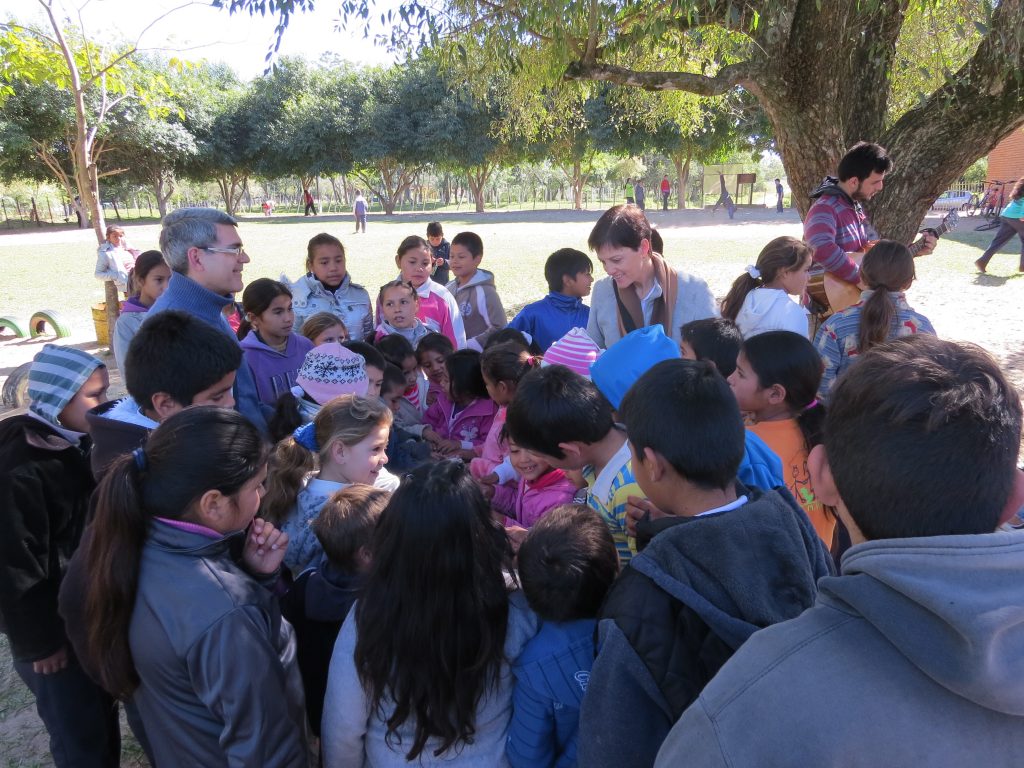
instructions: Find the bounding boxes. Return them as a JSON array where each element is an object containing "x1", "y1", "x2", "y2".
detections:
[{"x1": 563, "y1": 59, "x2": 753, "y2": 94}]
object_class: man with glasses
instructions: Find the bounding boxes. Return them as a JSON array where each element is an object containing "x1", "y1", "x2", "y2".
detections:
[{"x1": 134, "y1": 208, "x2": 268, "y2": 433}]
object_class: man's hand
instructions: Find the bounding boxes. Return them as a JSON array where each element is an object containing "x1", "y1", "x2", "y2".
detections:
[
  {"x1": 243, "y1": 518, "x2": 288, "y2": 575},
  {"x1": 915, "y1": 231, "x2": 937, "y2": 256},
  {"x1": 33, "y1": 646, "x2": 68, "y2": 675}
]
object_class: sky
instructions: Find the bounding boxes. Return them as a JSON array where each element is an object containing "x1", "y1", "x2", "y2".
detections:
[{"x1": 0, "y1": 0, "x2": 402, "y2": 78}]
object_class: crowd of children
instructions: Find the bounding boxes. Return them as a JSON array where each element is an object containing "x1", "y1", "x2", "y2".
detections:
[{"x1": 3, "y1": 203, "x2": 1022, "y2": 768}]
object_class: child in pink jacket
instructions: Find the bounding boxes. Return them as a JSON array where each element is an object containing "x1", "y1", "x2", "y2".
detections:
[
  {"x1": 492, "y1": 434, "x2": 578, "y2": 528},
  {"x1": 423, "y1": 350, "x2": 497, "y2": 462},
  {"x1": 390, "y1": 236, "x2": 467, "y2": 348}
]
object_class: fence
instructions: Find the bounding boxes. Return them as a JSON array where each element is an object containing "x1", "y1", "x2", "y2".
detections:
[{"x1": 0, "y1": 193, "x2": 163, "y2": 229}]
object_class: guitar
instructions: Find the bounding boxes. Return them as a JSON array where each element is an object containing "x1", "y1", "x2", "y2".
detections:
[{"x1": 808, "y1": 210, "x2": 959, "y2": 316}]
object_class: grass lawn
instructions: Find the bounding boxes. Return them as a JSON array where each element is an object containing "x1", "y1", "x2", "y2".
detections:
[{"x1": 1, "y1": 206, "x2": 1022, "y2": 766}]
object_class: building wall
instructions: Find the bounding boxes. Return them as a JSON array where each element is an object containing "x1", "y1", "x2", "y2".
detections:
[{"x1": 988, "y1": 127, "x2": 1024, "y2": 183}]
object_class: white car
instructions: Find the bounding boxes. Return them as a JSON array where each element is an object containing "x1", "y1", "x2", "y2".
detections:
[{"x1": 931, "y1": 190, "x2": 972, "y2": 211}]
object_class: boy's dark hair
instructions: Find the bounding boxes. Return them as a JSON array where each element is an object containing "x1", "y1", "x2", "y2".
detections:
[
  {"x1": 837, "y1": 141, "x2": 892, "y2": 182},
  {"x1": 343, "y1": 340, "x2": 385, "y2": 372},
  {"x1": 518, "y1": 504, "x2": 618, "y2": 622},
  {"x1": 544, "y1": 248, "x2": 593, "y2": 293},
  {"x1": 588, "y1": 204, "x2": 651, "y2": 252},
  {"x1": 312, "y1": 485, "x2": 390, "y2": 570},
  {"x1": 381, "y1": 363, "x2": 406, "y2": 394},
  {"x1": 125, "y1": 311, "x2": 241, "y2": 411},
  {"x1": 680, "y1": 318, "x2": 742, "y2": 377},
  {"x1": 446, "y1": 349, "x2": 488, "y2": 401},
  {"x1": 825, "y1": 335, "x2": 1022, "y2": 540},
  {"x1": 415, "y1": 332, "x2": 455, "y2": 360},
  {"x1": 451, "y1": 231, "x2": 483, "y2": 258},
  {"x1": 619, "y1": 359, "x2": 745, "y2": 491},
  {"x1": 505, "y1": 366, "x2": 615, "y2": 458},
  {"x1": 426, "y1": 221, "x2": 444, "y2": 237},
  {"x1": 375, "y1": 333, "x2": 416, "y2": 368}
]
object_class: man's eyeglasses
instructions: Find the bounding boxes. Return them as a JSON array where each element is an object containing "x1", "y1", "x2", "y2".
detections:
[{"x1": 202, "y1": 245, "x2": 247, "y2": 256}]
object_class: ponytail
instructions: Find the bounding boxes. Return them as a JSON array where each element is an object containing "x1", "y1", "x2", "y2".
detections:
[
  {"x1": 81, "y1": 408, "x2": 266, "y2": 698},
  {"x1": 856, "y1": 240, "x2": 914, "y2": 354},
  {"x1": 481, "y1": 342, "x2": 542, "y2": 386},
  {"x1": 720, "y1": 272, "x2": 761, "y2": 322},
  {"x1": 261, "y1": 436, "x2": 317, "y2": 525},
  {"x1": 84, "y1": 454, "x2": 149, "y2": 697},
  {"x1": 721, "y1": 237, "x2": 811, "y2": 321}
]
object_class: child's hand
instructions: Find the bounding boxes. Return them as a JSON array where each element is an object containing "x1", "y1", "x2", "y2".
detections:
[
  {"x1": 506, "y1": 525, "x2": 529, "y2": 554},
  {"x1": 625, "y1": 496, "x2": 670, "y2": 538},
  {"x1": 479, "y1": 482, "x2": 496, "y2": 500},
  {"x1": 32, "y1": 646, "x2": 68, "y2": 675},
  {"x1": 435, "y1": 438, "x2": 462, "y2": 455},
  {"x1": 422, "y1": 427, "x2": 442, "y2": 446},
  {"x1": 243, "y1": 518, "x2": 289, "y2": 575},
  {"x1": 564, "y1": 468, "x2": 586, "y2": 489},
  {"x1": 479, "y1": 472, "x2": 499, "y2": 486},
  {"x1": 456, "y1": 448, "x2": 476, "y2": 462}
]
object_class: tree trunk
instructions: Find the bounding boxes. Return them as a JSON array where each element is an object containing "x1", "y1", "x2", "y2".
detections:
[
  {"x1": 672, "y1": 144, "x2": 692, "y2": 210},
  {"x1": 564, "y1": 0, "x2": 1024, "y2": 246},
  {"x1": 153, "y1": 173, "x2": 174, "y2": 219},
  {"x1": 467, "y1": 164, "x2": 492, "y2": 213}
]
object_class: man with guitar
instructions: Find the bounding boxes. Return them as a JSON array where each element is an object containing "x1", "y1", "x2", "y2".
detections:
[{"x1": 804, "y1": 142, "x2": 937, "y2": 315}]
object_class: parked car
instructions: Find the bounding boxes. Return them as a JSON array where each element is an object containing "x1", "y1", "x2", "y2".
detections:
[{"x1": 932, "y1": 189, "x2": 972, "y2": 211}]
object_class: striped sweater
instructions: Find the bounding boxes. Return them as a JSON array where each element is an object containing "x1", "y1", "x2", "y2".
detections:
[
  {"x1": 583, "y1": 439, "x2": 641, "y2": 565},
  {"x1": 803, "y1": 179, "x2": 874, "y2": 283}
]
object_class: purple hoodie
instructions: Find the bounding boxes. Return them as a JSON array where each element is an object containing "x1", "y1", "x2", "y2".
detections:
[
  {"x1": 492, "y1": 469, "x2": 578, "y2": 528},
  {"x1": 240, "y1": 330, "x2": 314, "y2": 406},
  {"x1": 423, "y1": 392, "x2": 498, "y2": 452}
]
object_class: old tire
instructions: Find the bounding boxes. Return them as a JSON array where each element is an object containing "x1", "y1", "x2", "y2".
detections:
[
  {"x1": 2, "y1": 362, "x2": 31, "y2": 408},
  {"x1": 0, "y1": 315, "x2": 26, "y2": 338},
  {"x1": 29, "y1": 310, "x2": 72, "y2": 339}
]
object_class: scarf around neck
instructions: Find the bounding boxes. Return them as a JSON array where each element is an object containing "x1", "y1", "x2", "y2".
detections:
[{"x1": 613, "y1": 251, "x2": 679, "y2": 339}]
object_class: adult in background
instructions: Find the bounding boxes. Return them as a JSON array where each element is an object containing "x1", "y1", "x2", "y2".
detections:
[
  {"x1": 804, "y1": 141, "x2": 935, "y2": 289},
  {"x1": 712, "y1": 174, "x2": 736, "y2": 219},
  {"x1": 974, "y1": 178, "x2": 1024, "y2": 273},
  {"x1": 140, "y1": 207, "x2": 268, "y2": 434},
  {"x1": 624, "y1": 178, "x2": 635, "y2": 205},
  {"x1": 353, "y1": 190, "x2": 368, "y2": 233},
  {"x1": 660, "y1": 176, "x2": 671, "y2": 211},
  {"x1": 303, "y1": 188, "x2": 317, "y2": 216},
  {"x1": 94, "y1": 225, "x2": 140, "y2": 296},
  {"x1": 586, "y1": 205, "x2": 716, "y2": 349},
  {"x1": 634, "y1": 179, "x2": 647, "y2": 211},
  {"x1": 775, "y1": 178, "x2": 785, "y2": 212}
]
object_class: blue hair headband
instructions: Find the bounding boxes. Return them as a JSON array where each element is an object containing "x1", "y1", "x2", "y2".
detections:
[
  {"x1": 293, "y1": 422, "x2": 319, "y2": 451},
  {"x1": 132, "y1": 447, "x2": 147, "y2": 471}
]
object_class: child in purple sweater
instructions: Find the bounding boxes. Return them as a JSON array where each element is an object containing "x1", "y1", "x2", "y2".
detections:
[{"x1": 239, "y1": 278, "x2": 313, "y2": 406}]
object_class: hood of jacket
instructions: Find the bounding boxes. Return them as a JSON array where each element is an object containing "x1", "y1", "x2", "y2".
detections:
[
  {"x1": 809, "y1": 175, "x2": 855, "y2": 204},
  {"x1": 447, "y1": 268, "x2": 496, "y2": 297},
  {"x1": 631, "y1": 484, "x2": 834, "y2": 649},
  {"x1": 821, "y1": 531, "x2": 1024, "y2": 715},
  {"x1": 121, "y1": 296, "x2": 149, "y2": 313},
  {"x1": 239, "y1": 329, "x2": 307, "y2": 360},
  {"x1": 734, "y1": 288, "x2": 807, "y2": 335},
  {"x1": 86, "y1": 398, "x2": 154, "y2": 479},
  {"x1": 304, "y1": 560, "x2": 364, "y2": 622}
]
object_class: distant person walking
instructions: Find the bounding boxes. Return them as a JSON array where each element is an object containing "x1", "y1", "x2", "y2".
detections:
[
  {"x1": 974, "y1": 178, "x2": 1024, "y2": 273},
  {"x1": 353, "y1": 190, "x2": 368, "y2": 233},
  {"x1": 661, "y1": 176, "x2": 671, "y2": 210},
  {"x1": 634, "y1": 180, "x2": 646, "y2": 211},
  {"x1": 303, "y1": 188, "x2": 317, "y2": 216},
  {"x1": 775, "y1": 178, "x2": 785, "y2": 212}
]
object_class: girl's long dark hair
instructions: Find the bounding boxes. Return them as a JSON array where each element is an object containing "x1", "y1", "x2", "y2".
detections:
[
  {"x1": 354, "y1": 461, "x2": 513, "y2": 760},
  {"x1": 81, "y1": 407, "x2": 268, "y2": 698},
  {"x1": 127, "y1": 250, "x2": 167, "y2": 297},
  {"x1": 237, "y1": 278, "x2": 292, "y2": 341},
  {"x1": 480, "y1": 342, "x2": 541, "y2": 387},
  {"x1": 742, "y1": 331, "x2": 826, "y2": 453},
  {"x1": 857, "y1": 240, "x2": 914, "y2": 354},
  {"x1": 721, "y1": 236, "x2": 812, "y2": 322}
]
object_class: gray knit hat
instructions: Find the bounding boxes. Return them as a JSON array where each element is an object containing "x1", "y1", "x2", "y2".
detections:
[{"x1": 28, "y1": 344, "x2": 105, "y2": 427}]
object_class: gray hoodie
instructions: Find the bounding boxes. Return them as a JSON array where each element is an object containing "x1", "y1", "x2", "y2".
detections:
[
  {"x1": 446, "y1": 269, "x2": 507, "y2": 351},
  {"x1": 656, "y1": 531, "x2": 1024, "y2": 767}
]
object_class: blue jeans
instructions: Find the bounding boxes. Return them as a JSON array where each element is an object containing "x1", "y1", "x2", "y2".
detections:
[{"x1": 13, "y1": 655, "x2": 121, "y2": 767}]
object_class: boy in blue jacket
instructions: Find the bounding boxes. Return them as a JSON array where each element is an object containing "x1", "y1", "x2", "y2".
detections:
[
  {"x1": 509, "y1": 248, "x2": 593, "y2": 352},
  {"x1": 507, "y1": 504, "x2": 619, "y2": 768}
]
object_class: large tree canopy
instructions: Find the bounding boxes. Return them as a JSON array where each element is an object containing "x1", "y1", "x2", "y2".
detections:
[{"x1": 225, "y1": 0, "x2": 1024, "y2": 242}]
